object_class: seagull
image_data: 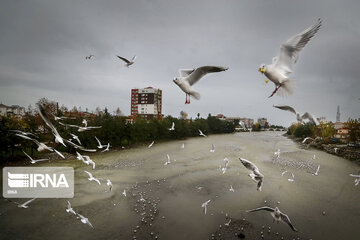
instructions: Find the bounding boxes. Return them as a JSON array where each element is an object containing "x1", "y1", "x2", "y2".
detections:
[
  {"x1": 288, "y1": 173, "x2": 295, "y2": 182},
  {"x1": 302, "y1": 137, "x2": 313, "y2": 144},
  {"x1": 95, "y1": 136, "x2": 106, "y2": 149},
  {"x1": 148, "y1": 141, "x2": 154, "y2": 148},
  {"x1": 122, "y1": 189, "x2": 127, "y2": 197},
  {"x1": 224, "y1": 219, "x2": 232, "y2": 226},
  {"x1": 83, "y1": 156, "x2": 96, "y2": 169},
  {"x1": 66, "y1": 201, "x2": 77, "y2": 215},
  {"x1": 70, "y1": 133, "x2": 82, "y2": 145},
  {"x1": 59, "y1": 122, "x2": 102, "y2": 132},
  {"x1": 8, "y1": 130, "x2": 38, "y2": 138},
  {"x1": 13, "y1": 198, "x2": 37, "y2": 208},
  {"x1": 101, "y1": 143, "x2": 110, "y2": 152},
  {"x1": 239, "y1": 121, "x2": 247, "y2": 130},
  {"x1": 239, "y1": 158, "x2": 264, "y2": 191},
  {"x1": 281, "y1": 170, "x2": 288, "y2": 176},
  {"x1": 106, "y1": 179, "x2": 113, "y2": 191},
  {"x1": 173, "y1": 66, "x2": 228, "y2": 104},
  {"x1": 77, "y1": 213, "x2": 94, "y2": 228},
  {"x1": 210, "y1": 144, "x2": 215, "y2": 153},
  {"x1": 312, "y1": 154, "x2": 316, "y2": 160},
  {"x1": 181, "y1": 143, "x2": 185, "y2": 149},
  {"x1": 349, "y1": 172, "x2": 360, "y2": 186},
  {"x1": 273, "y1": 105, "x2": 320, "y2": 125},
  {"x1": 65, "y1": 139, "x2": 97, "y2": 152},
  {"x1": 201, "y1": 200, "x2": 211, "y2": 215},
  {"x1": 23, "y1": 151, "x2": 49, "y2": 164},
  {"x1": 15, "y1": 134, "x2": 65, "y2": 158},
  {"x1": 258, "y1": 19, "x2": 322, "y2": 98},
  {"x1": 169, "y1": 122, "x2": 175, "y2": 131},
  {"x1": 229, "y1": 185, "x2": 235, "y2": 192},
  {"x1": 84, "y1": 171, "x2": 101, "y2": 185},
  {"x1": 82, "y1": 119, "x2": 87, "y2": 127},
  {"x1": 246, "y1": 206, "x2": 298, "y2": 232},
  {"x1": 37, "y1": 103, "x2": 66, "y2": 147},
  {"x1": 199, "y1": 129, "x2": 207, "y2": 137},
  {"x1": 313, "y1": 165, "x2": 320, "y2": 176},
  {"x1": 85, "y1": 55, "x2": 94, "y2": 59},
  {"x1": 220, "y1": 158, "x2": 230, "y2": 174},
  {"x1": 274, "y1": 149, "x2": 280, "y2": 159},
  {"x1": 117, "y1": 55, "x2": 136, "y2": 67},
  {"x1": 164, "y1": 154, "x2": 171, "y2": 166}
]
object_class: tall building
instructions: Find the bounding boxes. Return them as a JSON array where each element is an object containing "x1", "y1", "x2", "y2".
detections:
[
  {"x1": 130, "y1": 87, "x2": 162, "y2": 119},
  {"x1": 336, "y1": 105, "x2": 340, "y2": 122}
]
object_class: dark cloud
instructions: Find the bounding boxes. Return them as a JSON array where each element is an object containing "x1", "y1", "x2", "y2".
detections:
[{"x1": 0, "y1": 0, "x2": 359, "y2": 125}]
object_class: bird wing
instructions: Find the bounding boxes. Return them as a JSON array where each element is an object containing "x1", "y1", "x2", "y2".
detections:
[
  {"x1": 84, "y1": 171, "x2": 92, "y2": 178},
  {"x1": 67, "y1": 200, "x2": 71, "y2": 209},
  {"x1": 58, "y1": 122, "x2": 81, "y2": 128},
  {"x1": 179, "y1": 69, "x2": 195, "y2": 77},
  {"x1": 16, "y1": 134, "x2": 42, "y2": 147},
  {"x1": 23, "y1": 198, "x2": 36, "y2": 206},
  {"x1": 131, "y1": 55, "x2": 137, "y2": 61},
  {"x1": 172, "y1": 122, "x2": 175, "y2": 129},
  {"x1": 37, "y1": 103, "x2": 62, "y2": 138},
  {"x1": 117, "y1": 55, "x2": 131, "y2": 64},
  {"x1": 280, "y1": 212, "x2": 298, "y2": 231},
  {"x1": 95, "y1": 136, "x2": 102, "y2": 146},
  {"x1": 186, "y1": 66, "x2": 228, "y2": 86},
  {"x1": 273, "y1": 105, "x2": 297, "y2": 115},
  {"x1": 53, "y1": 149, "x2": 65, "y2": 159},
  {"x1": 239, "y1": 158, "x2": 258, "y2": 172},
  {"x1": 246, "y1": 206, "x2": 274, "y2": 213},
  {"x1": 274, "y1": 19, "x2": 322, "y2": 75},
  {"x1": 257, "y1": 178, "x2": 263, "y2": 191},
  {"x1": 22, "y1": 151, "x2": 32, "y2": 160},
  {"x1": 301, "y1": 112, "x2": 319, "y2": 125},
  {"x1": 86, "y1": 126, "x2": 102, "y2": 129}
]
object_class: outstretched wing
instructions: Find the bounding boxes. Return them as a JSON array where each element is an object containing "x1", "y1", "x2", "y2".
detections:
[
  {"x1": 84, "y1": 170, "x2": 92, "y2": 178},
  {"x1": 179, "y1": 69, "x2": 195, "y2": 77},
  {"x1": 274, "y1": 19, "x2": 322, "y2": 75},
  {"x1": 239, "y1": 158, "x2": 258, "y2": 172},
  {"x1": 246, "y1": 206, "x2": 274, "y2": 213},
  {"x1": 273, "y1": 105, "x2": 297, "y2": 115},
  {"x1": 280, "y1": 212, "x2": 298, "y2": 232},
  {"x1": 186, "y1": 66, "x2": 228, "y2": 86},
  {"x1": 117, "y1": 55, "x2": 131, "y2": 64},
  {"x1": 301, "y1": 112, "x2": 319, "y2": 125}
]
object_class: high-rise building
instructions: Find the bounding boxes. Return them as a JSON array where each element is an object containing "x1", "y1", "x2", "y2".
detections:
[
  {"x1": 130, "y1": 87, "x2": 162, "y2": 119},
  {"x1": 336, "y1": 105, "x2": 340, "y2": 122}
]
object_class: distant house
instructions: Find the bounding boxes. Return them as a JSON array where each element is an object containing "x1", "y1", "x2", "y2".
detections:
[
  {"x1": 0, "y1": 103, "x2": 25, "y2": 118},
  {"x1": 334, "y1": 128, "x2": 349, "y2": 139},
  {"x1": 334, "y1": 121, "x2": 344, "y2": 130}
]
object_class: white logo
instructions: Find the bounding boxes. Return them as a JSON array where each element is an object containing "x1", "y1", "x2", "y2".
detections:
[{"x1": 8, "y1": 172, "x2": 69, "y2": 188}]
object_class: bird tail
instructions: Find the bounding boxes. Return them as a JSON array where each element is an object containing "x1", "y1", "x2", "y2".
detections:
[
  {"x1": 278, "y1": 78, "x2": 296, "y2": 97},
  {"x1": 190, "y1": 91, "x2": 201, "y2": 100}
]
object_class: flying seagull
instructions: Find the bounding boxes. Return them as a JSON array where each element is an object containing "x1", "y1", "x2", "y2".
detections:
[
  {"x1": 122, "y1": 189, "x2": 127, "y2": 197},
  {"x1": 246, "y1": 206, "x2": 298, "y2": 232},
  {"x1": 84, "y1": 171, "x2": 101, "y2": 185},
  {"x1": 349, "y1": 171, "x2": 360, "y2": 186},
  {"x1": 9, "y1": 198, "x2": 37, "y2": 208},
  {"x1": 106, "y1": 179, "x2": 113, "y2": 192},
  {"x1": 95, "y1": 136, "x2": 106, "y2": 149},
  {"x1": 59, "y1": 122, "x2": 102, "y2": 132},
  {"x1": 8, "y1": 130, "x2": 38, "y2": 138},
  {"x1": 66, "y1": 201, "x2": 77, "y2": 215},
  {"x1": 173, "y1": 66, "x2": 228, "y2": 104},
  {"x1": 210, "y1": 144, "x2": 215, "y2": 153},
  {"x1": 23, "y1": 151, "x2": 49, "y2": 164},
  {"x1": 85, "y1": 55, "x2": 94, "y2": 59},
  {"x1": 148, "y1": 141, "x2": 154, "y2": 148},
  {"x1": 313, "y1": 165, "x2": 320, "y2": 176},
  {"x1": 77, "y1": 213, "x2": 94, "y2": 228},
  {"x1": 258, "y1": 19, "x2": 322, "y2": 98},
  {"x1": 273, "y1": 105, "x2": 319, "y2": 125},
  {"x1": 201, "y1": 200, "x2": 211, "y2": 215},
  {"x1": 101, "y1": 143, "x2": 110, "y2": 152},
  {"x1": 239, "y1": 158, "x2": 264, "y2": 191},
  {"x1": 117, "y1": 55, "x2": 136, "y2": 67},
  {"x1": 70, "y1": 133, "x2": 82, "y2": 145},
  {"x1": 164, "y1": 154, "x2": 171, "y2": 166},
  {"x1": 229, "y1": 185, "x2": 235, "y2": 192},
  {"x1": 169, "y1": 122, "x2": 175, "y2": 131},
  {"x1": 199, "y1": 129, "x2": 207, "y2": 137}
]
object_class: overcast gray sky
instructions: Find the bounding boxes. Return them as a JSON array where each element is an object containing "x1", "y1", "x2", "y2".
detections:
[{"x1": 1, "y1": 0, "x2": 359, "y2": 126}]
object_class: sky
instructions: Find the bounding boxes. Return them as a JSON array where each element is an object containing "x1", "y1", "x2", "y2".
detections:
[{"x1": 0, "y1": 0, "x2": 359, "y2": 126}]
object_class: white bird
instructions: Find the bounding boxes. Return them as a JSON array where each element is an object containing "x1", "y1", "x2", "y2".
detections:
[
  {"x1": 224, "y1": 219, "x2": 232, "y2": 226},
  {"x1": 85, "y1": 54, "x2": 94, "y2": 59},
  {"x1": 199, "y1": 129, "x2": 207, "y2": 137},
  {"x1": 239, "y1": 121, "x2": 247, "y2": 130},
  {"x1": 239, "y1": 158, "x2": 264, "y2": 191},
  {"x1": 59, "y1": 122, "x2": 102, "y2": 132},
  {"x1": 164, "y1": 154, "x2": 171, "y2": 166},
  {"x1": 148, "y1": 141, "x2": 154, "y2": 148},
  {"x1": 84, "y1": 156, "x2": 96, "y2": 169},
  {"x1": 23, "y1": 151, "x2": 49, "y2": 164},
  {"x1": 65, "y1": 139, "x2": 96, "y2": 152},
  {"x1": 273, "y1": 105, "x2": 320, "y2": 125},
  {"x1": 281, "y1": 170, "x2": 288, "y2": 176},
  {"x1": 181, "y1": 143, "x2": 185, "y2": 149},
  {"x1": 288, "y1": 173, "x2": 295, "y2": 182},
  {"x1": 77, "y1": 213, "x2": 94, "y2": 228},
  {"x1": 13, "y1": 198, "x2": 37, "y2": 208},
  {"x1": 274, "y1": 149, "x2": 280, "y2": 159},
  {"x1": 258, "y1": 19, "x2": 322, "y2": 98},
  {"x1": 229, "y1": 185, "x2": 235, "y2": 192},
  {"x1": 210, "y1": 144, "x2": 215, "y2": 153},
  {"x1": 117, "y1": 55, "x2": 136, "y2": 67},
  {"x1": 106, "y1": 179, "x2": 113, "y2": 191},
  {"x1": 312, "y1": 154, "x2": 316, "y2": 160},
  {"x1": 82, "y1": 119, "x2": 88, "y2": 127},
  {"x1": 8, "y1": 130, "x2": 38, "y2": 138},
  {"x1": 173, "y1": 66, "x2": 228, "y2": 104},
  {"x1": 169, "y1": 122, "x2": 175, "y2": 131},
  {"x1": 313, "y1": 165, "x2": 320, "y2": 176},
  {"x1": 37, "y1": 103, "x2": 66, "y2": 147},
  {"x1": 70, "y1": 133, "x2": 82, "y2": 145},
  {"x1": 201, "y1": 200, "x2": 211, "y2": 215},
  {"x1": 246, "y1": 206, "x2": 298, "y2": 232},
  {"x1": 302, "y1": 137, "x2": 313, "y2": 144},
  {"x1": 84, "y1": 171, "x2": 101, "y2": 185},
  {"x1": 349, "y1": 172, "x2": 360, "y2": 186},
  {"x1": 101, "y1": 143, "x2": 110, "y2": 152},
  {"x1": 122, "y1": 189, "x2": 127, "y2": 197},
  {"x1": 66, "y1": 201, "x2": 77, "y2": 215}
]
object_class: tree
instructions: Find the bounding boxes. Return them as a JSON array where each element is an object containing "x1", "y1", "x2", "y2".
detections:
[
  {"x1": 344, "y1": 119, "x2": 360, "y2": 142},
  {"x1": 115, "y1": 107, "x2": 123, "y2": 116},
  {"x1": 180, "y1": 111, "x2": 188, "y2": 120}
]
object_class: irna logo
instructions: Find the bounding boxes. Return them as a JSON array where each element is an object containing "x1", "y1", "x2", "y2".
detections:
[{"x1": 8, "y1": 172, "x2": 69, "y2": 188}]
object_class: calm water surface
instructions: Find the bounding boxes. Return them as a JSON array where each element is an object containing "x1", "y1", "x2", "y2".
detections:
[{"x1": 1, "y1": 132, "x2": 359, "y2": 240}]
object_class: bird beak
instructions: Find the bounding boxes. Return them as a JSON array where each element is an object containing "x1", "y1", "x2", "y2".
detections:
[{"x1": 258, "y1": 67, "x2": 266, "y2": 73}]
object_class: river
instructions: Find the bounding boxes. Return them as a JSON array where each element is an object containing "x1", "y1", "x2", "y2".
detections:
[{"x1": 1, "y1": 132, "x2": 359, "y2": 240}]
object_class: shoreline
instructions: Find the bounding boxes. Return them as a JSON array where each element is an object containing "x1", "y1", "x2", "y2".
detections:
[{"x1": 284, "y1": 134, "x2": 360, "y2": 165}]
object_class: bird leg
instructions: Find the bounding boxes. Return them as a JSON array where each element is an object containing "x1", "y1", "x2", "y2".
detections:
[
  {"x1": 185, "y1": 94, "x2": 190, "y2": 104},
  {"x1": 268, "y1": 84, "x2": 282, "y2": 98}
]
